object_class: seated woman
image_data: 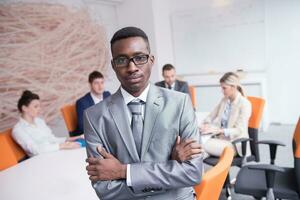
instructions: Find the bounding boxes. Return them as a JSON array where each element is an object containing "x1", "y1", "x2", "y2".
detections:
[
  {"x1": 12, "y1": 90, "x2": 82, "y2": 157},
  {"x1": 200, "y1": 72, "x2": 252, "y2": 157}
]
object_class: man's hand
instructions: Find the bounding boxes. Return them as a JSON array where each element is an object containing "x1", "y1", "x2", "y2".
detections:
[
  {"x1": 171, "y1": 136, "x2": 203, "y2": 163},
  {"x1": 86, "y1": 147, "x2": 127, "y2": 181}
]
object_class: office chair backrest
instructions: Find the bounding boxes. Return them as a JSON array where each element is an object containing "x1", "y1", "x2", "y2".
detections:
[
  {"x1": 189, "y1": 86, "x2": 197, "y2": 109},
  {"x1": 293, "y1": 117, "x2": 300, "y2": 194},
  {"x1": 247, "y1": 96, "x2": 265, "y2": 129},
  {"x1": 0, "y1": 129, "x2": 27, "y2": 171},
  {"x1": 247, "y1": 96, "x2": 265, "y2": 162},
  {"x1": 60, "y1": 104, "x2": 77, "y2": 134},
  {"x1": 194, "y1": 147, "x2": 234, "y2": 200}
]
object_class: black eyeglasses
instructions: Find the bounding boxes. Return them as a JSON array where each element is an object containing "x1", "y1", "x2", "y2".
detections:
[{"x1": 112, "y1": 54, "x2": 149, "y2": 68}]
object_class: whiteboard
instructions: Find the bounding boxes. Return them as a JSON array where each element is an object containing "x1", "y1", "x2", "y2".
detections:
[{"x1": 171, "y1": 0, "x2": 265, "y2": 75}]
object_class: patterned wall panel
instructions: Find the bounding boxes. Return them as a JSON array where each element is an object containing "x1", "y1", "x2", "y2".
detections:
[{"x1": 0, "y1": 3, "x2": 109, "y2": 131}]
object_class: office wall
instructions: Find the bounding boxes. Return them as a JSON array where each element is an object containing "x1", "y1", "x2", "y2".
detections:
[
  {"x1": 265, "y1": 0, "x2": 300, "y2": 124},
  {"x1": 0, "y1": 0, "x2": 113, "y2": 131},
  {"x1": 115, "y1": 0, "x2": 175, "y2": 82},
  {"x1": 169, "y1": 0, "x2": 300, "y2": 124},
  {"x1": 1, "y1": 0, "x2": 298, "y2": 133},
  {"x1": 115, "y1": 0, "x2": 160, "y2": 82},
  {"x1": 151, "y1": 0, "x2": 174, "y2": 75},
  {"x1": 0, "y1": 0, "x2": 177, "y2": 133}
]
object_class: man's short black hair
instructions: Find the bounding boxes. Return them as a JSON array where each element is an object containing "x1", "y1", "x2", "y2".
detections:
[
  {"x1": 88, "y1": 71, "x2": 104, "y2": 83},
  {"x1": 162, "y1": 64, "x2": 175, "y2": 72},
  {"x1": 110, "y1": 26, "x2": 150, "y2": 52}
]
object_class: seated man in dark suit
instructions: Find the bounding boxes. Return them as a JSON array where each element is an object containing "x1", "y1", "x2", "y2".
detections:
[
  {"x1": 155, "y1": 64, "x2": 189, "y2": 94},
  {"x1": 75, "y1": 71, "x2": 110, "y2": 135}
]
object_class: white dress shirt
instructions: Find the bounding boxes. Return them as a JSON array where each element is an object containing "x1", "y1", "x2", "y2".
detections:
[
  {"x1": 12, "y1": 117, "x2": 66, "y2": 157},
  {"x1": 164, "y1": 82, "x2": 175, "y2": 90},
  {"x1": 221, "y1": 99, "x2": 232, "y2": 137},
  {"x1": 120, "y1": 84, "x2": 150, "y2": 186},
  {"x1": 90, "y1": 92, "x2": 103, "y2": 104}
]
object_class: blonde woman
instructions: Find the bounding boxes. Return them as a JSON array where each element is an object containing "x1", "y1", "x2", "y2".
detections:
[{"x1": 200, "y1": 72, "x2": 252, "y2": 157}]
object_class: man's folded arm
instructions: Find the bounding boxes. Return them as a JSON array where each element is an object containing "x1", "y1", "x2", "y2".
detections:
[
  {"x1": 84, "y1": 111, "x2": 161, "y2": 200},
  {"x1": 84, "y1": 94, "x2": 203, "y2": 199},
  {"x1": 130, "y1": 94, "x2": 203, "y2": 192}
]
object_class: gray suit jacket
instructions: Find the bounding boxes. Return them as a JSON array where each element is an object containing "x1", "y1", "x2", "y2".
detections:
[
  {"x1": 155, "y1": 80, "x2": 189, "y2": 94},
  {"x1": 84, "y1": 84, "x2": 203, "y2": 200}
]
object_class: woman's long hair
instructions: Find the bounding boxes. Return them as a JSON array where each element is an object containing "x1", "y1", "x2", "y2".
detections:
[{"x1": 220, "y1": 72, "x2": 245, "y2": 96}]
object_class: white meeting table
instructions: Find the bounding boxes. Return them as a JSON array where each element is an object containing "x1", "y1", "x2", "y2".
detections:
[
  {"x1": 0, "y1": 148, "x2": 98, "y2": 200},
  {"x1": 0, "y1": 112, "x2": 209, "y2": 200}
]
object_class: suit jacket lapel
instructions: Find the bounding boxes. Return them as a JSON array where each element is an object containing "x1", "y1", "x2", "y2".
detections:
[
  {"x1": 108, "y1": 89, "x2": 140, "y2": 162},
  {"x1": 87, "y1": 93, "x2": 95, "y2": 106},
  {"x1": 141, "y1": 85, "x2": 163, "y2": 159},
  {"x1": 162, "y1": 81, "x2": 166, "y2": 88},
  {"x1": 174, "y1": 80, "x2": 179, "y2": 91}
]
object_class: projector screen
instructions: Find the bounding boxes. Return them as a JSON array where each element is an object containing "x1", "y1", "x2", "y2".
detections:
[{"x1": 171, "y1": 0, "x2": 265, "y2": 75}]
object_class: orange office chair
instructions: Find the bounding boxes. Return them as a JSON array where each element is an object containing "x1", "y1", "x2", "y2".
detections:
[
  {"x1": 235, "y1": 117, "x2": 300, "y2": 200},
  {"x1": 60, "y1": 104, "x2": 79, "y2": 137},
  {"x1": 203, "y1": 96, "x2": 265, "y2": 197},
  {"x1": 0, "y1": 129, "x2": 27, "y2": 171},
  {"x1": 204, "y1": 96, "x2": 265, "y2": 166},
  {"x1": 189, "y1": 86, "x2": 197, "y2": 109},
  {"x1": 194, "y1": 147, "x2": 234, "y2": 200},
  {"x1": 246, "y1": 96, "x2": 266, "y2": 162}
]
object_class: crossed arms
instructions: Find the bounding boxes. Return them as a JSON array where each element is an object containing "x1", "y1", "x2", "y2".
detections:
[{"x1": 84, "y1": 96, "x2": 203, "y2": 200}]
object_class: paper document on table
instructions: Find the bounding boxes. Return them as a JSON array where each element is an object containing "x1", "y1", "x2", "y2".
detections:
[
  {"x1": 201, "y1": 134, "x2": 212, "y2": 144},
  {"x1": 201, "y1": 132, "x2": 220, "y2": 144}
]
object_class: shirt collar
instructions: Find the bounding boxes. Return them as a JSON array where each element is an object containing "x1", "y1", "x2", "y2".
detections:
[
  {"x1": 226, "y1": 92, "x2": 241, "y2": 105},
  {"x1": 120, "y1": 83, "x2": 150, "y2": 105},
  {"x1": 165, "y1": 81, "x2": 175, "y2": 89},
  {"x1": 90, "y1": 92, "x2": 103, "y2": 103},
  {"x1": 19, "y1": 117, "x2": 38, "y2": 127}
]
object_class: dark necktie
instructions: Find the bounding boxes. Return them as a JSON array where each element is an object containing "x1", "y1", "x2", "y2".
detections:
[
  {"x1": 168, "y1": 85, "x2": 172, "y2": 90},
  {"x1": 127, "y1": 100, "x2": 144, "y2": 156}
]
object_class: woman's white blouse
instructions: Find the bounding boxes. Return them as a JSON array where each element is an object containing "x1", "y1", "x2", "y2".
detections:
[{"x1": 12, "y1": 117, "x2": 66, "y2": 157}]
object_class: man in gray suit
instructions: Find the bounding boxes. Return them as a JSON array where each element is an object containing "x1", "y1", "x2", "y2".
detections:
[
  {"x1": 155, "y1": 64, "x2": 190, "y2": 94},
  {"x1": 84, "y1": 27, "x2": 203, "y2": 200}
]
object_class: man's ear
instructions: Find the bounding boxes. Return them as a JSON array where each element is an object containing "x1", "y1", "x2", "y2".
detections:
[{"x1": 149, "y1": 55, "x2": 155, "y2": 65}]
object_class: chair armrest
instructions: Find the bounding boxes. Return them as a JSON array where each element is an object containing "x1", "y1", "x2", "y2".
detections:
[
  {"x1": 257, "y1": 140, "x2": 286, "y2": 147},
  {"x1": 248, "y1": 164, "x2": 285, "y2": 173},
  {"x1": 232, "y1": 138, "x2": 252, "y2": 156},
  {"x1": 257, "y1": 140, "x2": 286, "y2": 164},
  {"x1": 248, "y1": 164, "x2": 285, "y2": 189},
  {"x1": 232, "y1": 137, "x2": 253, "y2": 145}
]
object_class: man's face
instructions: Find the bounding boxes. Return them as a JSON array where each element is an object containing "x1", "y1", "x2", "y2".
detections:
[
  {"x1": 163, "y1": 69, "x2": 176, "y2": 86},
  {"x1": 111, "y1": 37, "x2": 154, "y2": 96},
  {"x1": 90, "y1": 78, "x2": 104, "y2": 96}
]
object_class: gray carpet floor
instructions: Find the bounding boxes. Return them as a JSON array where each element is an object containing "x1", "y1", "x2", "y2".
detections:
[{"x1": 219, "y1": 124, "x2": 296, "y2": 200}]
